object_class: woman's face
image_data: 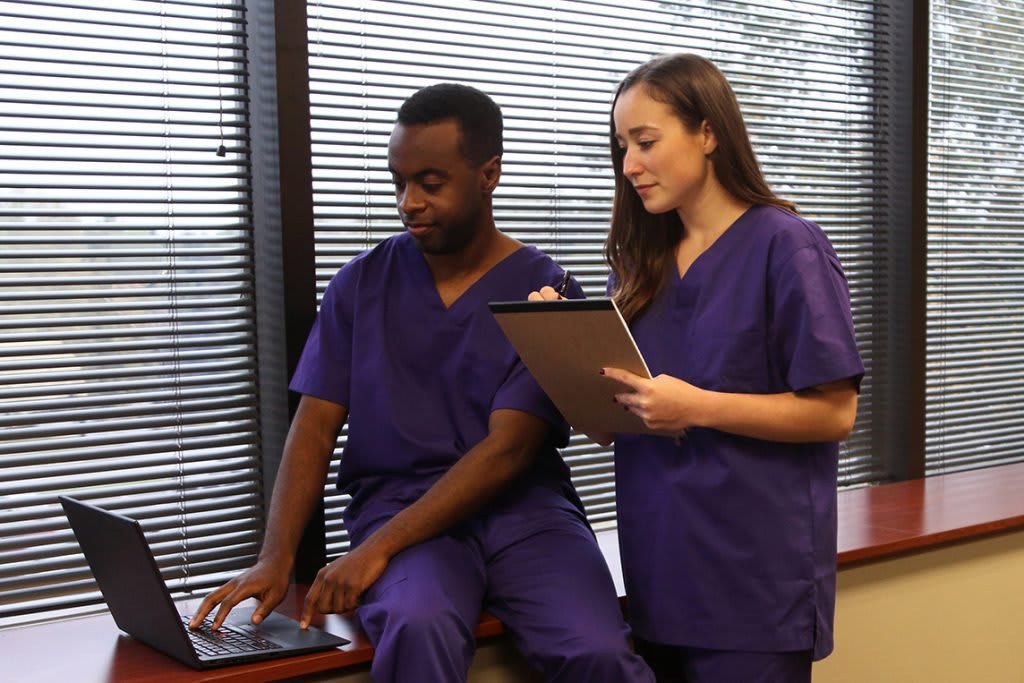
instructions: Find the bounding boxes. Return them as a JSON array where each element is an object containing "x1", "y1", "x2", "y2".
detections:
[{"x1": 613, "y1": 85, "x2": 717, "y2": 216}]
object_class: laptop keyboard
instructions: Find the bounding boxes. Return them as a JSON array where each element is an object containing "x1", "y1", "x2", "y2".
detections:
[{"x1": 183, "y1": 616, "x2": 284, "y2": 658}]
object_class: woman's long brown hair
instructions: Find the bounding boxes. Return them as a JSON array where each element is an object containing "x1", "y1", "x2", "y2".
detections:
[{"x1": 606, "y1": 54, "x2": 796, "y2": 322}]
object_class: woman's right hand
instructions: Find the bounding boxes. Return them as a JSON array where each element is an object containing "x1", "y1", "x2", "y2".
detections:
[{"x1": 527, "y1": 286, "x2": 562, "y2": 301}]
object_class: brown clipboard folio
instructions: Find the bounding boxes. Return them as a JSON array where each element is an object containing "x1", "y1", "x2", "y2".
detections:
[{"x1": 489, "y1": 298, "x2": 656, "y2": 435}]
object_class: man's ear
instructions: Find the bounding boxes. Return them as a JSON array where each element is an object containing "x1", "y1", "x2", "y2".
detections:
[
  {"x1": 480, "y1": 155, "x2": 502, "y2": 194},
  {"x1": 701, "y1": 120, "x2": 719, "y2": 156}
]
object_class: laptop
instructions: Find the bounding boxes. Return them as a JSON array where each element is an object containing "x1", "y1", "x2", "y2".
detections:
[{"x1": 59, "y1": 495, "x2": 348, "y2": 669}]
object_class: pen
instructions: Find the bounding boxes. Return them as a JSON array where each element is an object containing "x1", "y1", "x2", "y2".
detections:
[{"x1": 557, "y1": 269, "x2": 571, "y2": 298}]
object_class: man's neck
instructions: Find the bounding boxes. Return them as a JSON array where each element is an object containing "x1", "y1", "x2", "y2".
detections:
[
  {"x1": 423, "y1": 222, "x2": 521, "y2": 308},
  {"x1": 423, "y1": 222, "x2": 515, "y2": 282}
]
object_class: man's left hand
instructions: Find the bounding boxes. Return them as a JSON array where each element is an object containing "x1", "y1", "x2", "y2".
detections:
[{"x1": 300, "y1": 541, "x2": 390, "y2": 627}]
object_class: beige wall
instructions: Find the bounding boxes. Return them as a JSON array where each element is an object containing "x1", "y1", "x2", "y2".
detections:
[
  {"x1": 308, "y1": 528, "x2": 1024, "y2": 682},
  {"x1": 816, "y1": 529, "x2": 1024, "y2": 683},
  {"x1": 299, "y1": 636, "x2": 541, "y2": 682}
]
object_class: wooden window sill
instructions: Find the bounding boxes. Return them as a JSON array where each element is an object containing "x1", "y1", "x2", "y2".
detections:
[
  {"x1": 835, "y1": 460, "x2": 1024, "y2": 564},
  {"x1": 4, "y1": 462, "x2": 1024, "y2": 682}
]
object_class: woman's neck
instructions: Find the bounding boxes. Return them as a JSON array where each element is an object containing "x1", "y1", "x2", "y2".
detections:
[{"x1": 676, "y1": 185, "x2": 751, "y2": 248}]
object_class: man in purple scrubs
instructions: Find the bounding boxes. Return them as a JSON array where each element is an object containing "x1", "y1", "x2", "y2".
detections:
[{"x1": 191, "y1": 84, "x2": 653, "y2": 683}]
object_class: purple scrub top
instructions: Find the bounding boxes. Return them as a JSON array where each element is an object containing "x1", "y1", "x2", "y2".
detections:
[
  {"x1": 613, "y1": 205, "x2": 864, "y2": 660},
  {"x1": 290, "y1": 232, "x2": 583, "y2": 537}
]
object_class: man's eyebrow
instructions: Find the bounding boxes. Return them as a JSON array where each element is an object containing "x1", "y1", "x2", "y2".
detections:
[{"x1": 387, "y1": 166, "x2": 451, "y2": 179}]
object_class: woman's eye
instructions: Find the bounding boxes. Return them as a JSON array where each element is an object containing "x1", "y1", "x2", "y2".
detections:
[
  {"x1": 423, "y1": 183, "x2": 443, "y2": 193},
  {"x1": 638, "y1": 140, "x2": 655, "y2": 150}
]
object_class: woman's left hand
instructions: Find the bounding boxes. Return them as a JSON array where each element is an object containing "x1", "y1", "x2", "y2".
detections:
[{"x1": 602, "y1": 367, "x2": 705, "y2": 434}]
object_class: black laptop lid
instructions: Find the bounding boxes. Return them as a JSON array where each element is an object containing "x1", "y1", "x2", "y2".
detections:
[
  {"x1": 59, "y1": 495, "x2": 349, "y2": 669},
  {"x1": 59, "y1": 496, "x2": 196, "y2": 664}
]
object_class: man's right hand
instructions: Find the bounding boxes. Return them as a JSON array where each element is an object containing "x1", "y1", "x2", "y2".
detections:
[
  {"x1": 189, "y1": 556, "x2": 291, "y2": 630},
  {"x1": 188, "y1": 396, "x2": 347, "y2": 630}
]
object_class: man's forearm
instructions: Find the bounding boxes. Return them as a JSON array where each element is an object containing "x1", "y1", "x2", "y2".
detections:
[
  {"x1": 361, "y1": 409, "x2": 548, "y2": 559},
  {"x1": 259, "y1": 447, "x2": 333, "y2": 566},
  {"x1": 259, "y1": 397, "x2": 346, "y2": 565}
]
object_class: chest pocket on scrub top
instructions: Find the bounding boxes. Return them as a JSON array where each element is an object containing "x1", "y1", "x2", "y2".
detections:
[{"x1": 686, "y1": 328, "x2": 768, "y2": 393}]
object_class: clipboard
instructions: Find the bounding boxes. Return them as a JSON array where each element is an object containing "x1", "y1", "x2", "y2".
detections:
[{"x1": 489, "y1": 298, "x2": 656, "y2": 434}]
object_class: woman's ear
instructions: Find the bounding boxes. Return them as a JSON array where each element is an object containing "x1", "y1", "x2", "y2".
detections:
[
  {"x1": 701, "y1": 120, "x2": 718, "y2": 156},
  {"x1": 480, "y1": 155, "x2": 502, "y2": 194}
]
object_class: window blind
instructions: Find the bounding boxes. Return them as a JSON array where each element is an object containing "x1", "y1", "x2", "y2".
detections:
[
  {"x1": 306, "y1": 0, "x2": 889, "y2": 556},
  {"x1": 0, "y1": 0, "x2": 259, "y2": 626},
  {"x1": 926, "y1": 1, "x2": 1024, "y2": 474}
]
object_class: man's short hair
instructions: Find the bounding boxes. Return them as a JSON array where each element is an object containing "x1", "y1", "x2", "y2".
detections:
[{"x1": 396, "y1": 83, "x2": 503, "y2": 166}]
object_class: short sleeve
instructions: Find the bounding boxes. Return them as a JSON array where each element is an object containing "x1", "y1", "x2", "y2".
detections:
[
  {"x1": 770, "y1": 244, "x2": 864, "y2": 392},
  {"x1": 489, "y1": 267, "x2": 581, "y2": 448},
  {"x1": 289, "y1": 265, "x2": 357, "y2": 407},
  {"x1": 491, "y1": 360, "x2": 571, "y2": 447}
]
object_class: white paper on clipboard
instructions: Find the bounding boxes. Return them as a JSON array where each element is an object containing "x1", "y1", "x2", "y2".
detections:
[{"x1": 488, "y1": 297, "x2": 656, "y2": 435}]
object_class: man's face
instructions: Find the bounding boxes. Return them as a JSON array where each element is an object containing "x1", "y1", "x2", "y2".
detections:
[{"x1": 387, "y1": 119, "x2": 489, "y2": 256}]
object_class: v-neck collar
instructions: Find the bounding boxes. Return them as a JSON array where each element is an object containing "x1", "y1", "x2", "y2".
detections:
[
  {"x1": 674, "y1": 204, "x2": 756, "y2": 286},
  {"x1": 402, "y1": 234, "x2": 527, "y2": 314}
]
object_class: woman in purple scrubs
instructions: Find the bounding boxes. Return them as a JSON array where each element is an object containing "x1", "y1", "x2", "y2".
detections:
[{"x1": 537, "y1": 53, "x2": 864, "y2": 682}]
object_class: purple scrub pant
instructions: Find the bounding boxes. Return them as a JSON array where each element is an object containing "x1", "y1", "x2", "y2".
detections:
[
  {"x1": 636, "y1": 639, "x2": 812, "y2": 683},
  {"x1": 353, "y1": 493, "x2": 654, "y2": 683}
]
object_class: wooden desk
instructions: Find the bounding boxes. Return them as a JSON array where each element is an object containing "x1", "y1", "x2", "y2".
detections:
[{"x1": 4, "y1": 463, "x2": 1024, "y2": 682}]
